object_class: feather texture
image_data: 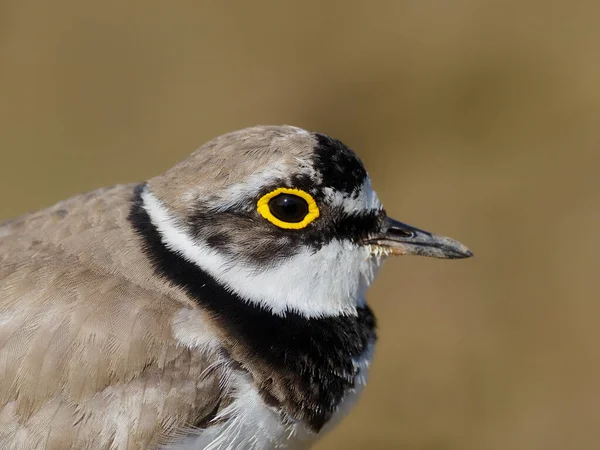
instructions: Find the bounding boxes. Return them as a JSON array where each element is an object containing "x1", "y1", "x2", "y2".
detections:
[{"x1": 0, "y1": 185, "x2": 223, "y2": 449}]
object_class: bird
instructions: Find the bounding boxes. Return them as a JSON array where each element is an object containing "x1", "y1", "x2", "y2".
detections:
[{"x1": 0, "y1": 125, "x2": 472, "y2": 450}]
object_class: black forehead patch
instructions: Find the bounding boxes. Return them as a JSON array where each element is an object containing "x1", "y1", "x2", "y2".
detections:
[{"x1": 312, "y1": 133, "x2": 367, "y2": 195}]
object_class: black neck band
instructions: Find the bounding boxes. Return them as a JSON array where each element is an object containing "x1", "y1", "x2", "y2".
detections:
[{"x1": 128, "y1": 184, "x2": 377, "y2": 431}]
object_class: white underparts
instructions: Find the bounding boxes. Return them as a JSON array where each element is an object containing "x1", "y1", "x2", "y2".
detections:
[
  {"x1": 141, "y1": 187, "x2": 385, "y2": 318},
  {"x1": 166, "y1": 373, "x2": 313, "y2": 450}
]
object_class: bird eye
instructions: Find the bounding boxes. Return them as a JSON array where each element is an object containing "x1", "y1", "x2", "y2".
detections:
[
  {"x1": 257, "y1": 188, "x2": 320, "y2": 229},
  {"x1": 269, "y1": 194, "x2": 308, "y2": 223}
]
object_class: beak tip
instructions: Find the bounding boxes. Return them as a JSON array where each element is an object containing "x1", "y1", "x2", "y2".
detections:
[
  {"x1": 462, "y1": 248, "x2": 474, "y2": 258},
  {"x1": 452, "y1": 243, "x2": 473, "y2": 259}
]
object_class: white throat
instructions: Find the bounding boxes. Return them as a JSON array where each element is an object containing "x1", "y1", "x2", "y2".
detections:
[{"x1": 141, "y1": 187, "x2": 384, "y2": 318}]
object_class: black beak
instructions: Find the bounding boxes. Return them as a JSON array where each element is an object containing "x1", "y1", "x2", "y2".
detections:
[{"x1": 364, "y1": 217, "x2": 473, "y2": 259}]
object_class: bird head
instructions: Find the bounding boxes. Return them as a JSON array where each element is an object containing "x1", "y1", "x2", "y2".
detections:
[{"x1": 141, "y1": 125, "x2": 472, "y2": 318}]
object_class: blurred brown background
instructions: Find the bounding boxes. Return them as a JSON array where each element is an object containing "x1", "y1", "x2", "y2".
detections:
[{"x1": 1, "y1": 1, "x2": 599, "y2": 449}]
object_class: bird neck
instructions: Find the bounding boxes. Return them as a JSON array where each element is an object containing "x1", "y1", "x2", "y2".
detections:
[{"x1": 128, "y1": 183, "x2": 377, "y2": 431}]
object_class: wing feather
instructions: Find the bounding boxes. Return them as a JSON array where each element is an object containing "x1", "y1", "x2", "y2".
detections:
[{"x1": 0, "y1": 190, "x2": 224, "y2": 449}]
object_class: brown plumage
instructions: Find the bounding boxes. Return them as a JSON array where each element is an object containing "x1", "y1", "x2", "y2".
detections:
[{"x1": 0, "y1": 185, "x2": 223, "y2": 449}]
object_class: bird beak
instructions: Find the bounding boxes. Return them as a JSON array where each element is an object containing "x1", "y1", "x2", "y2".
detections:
[{"x1": 365, "y1": 216, "x2": 473, "y2": 259}]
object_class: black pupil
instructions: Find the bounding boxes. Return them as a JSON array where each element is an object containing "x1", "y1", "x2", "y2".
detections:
[{"x1": 268, "y1": 194, "x2": 309, "y2": 223}]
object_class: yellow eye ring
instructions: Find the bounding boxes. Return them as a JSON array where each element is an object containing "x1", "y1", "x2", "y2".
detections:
[{"x1": 257, "y1": 188, "x2": 320, "y2": 229}]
